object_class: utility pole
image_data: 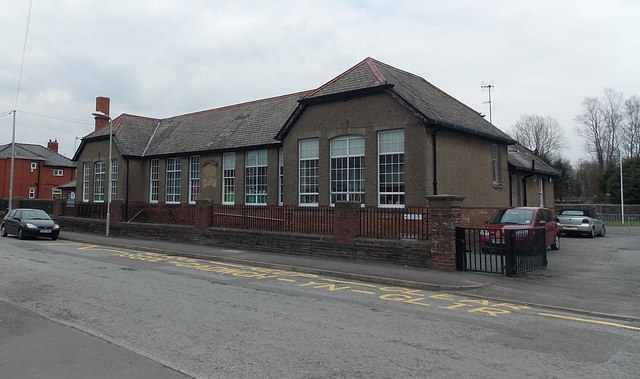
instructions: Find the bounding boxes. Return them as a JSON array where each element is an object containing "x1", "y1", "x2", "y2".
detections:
[{"x1": 481, "y1": 83, "x2": 494, "y2": 123}]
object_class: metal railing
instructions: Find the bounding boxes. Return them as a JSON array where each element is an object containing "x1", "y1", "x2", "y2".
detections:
[{"x1": 360, "y1": 206, "x2": 428, "y2": 240}]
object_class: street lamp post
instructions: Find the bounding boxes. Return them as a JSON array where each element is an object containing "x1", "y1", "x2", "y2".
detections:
[{"x1": 92, "y1": 111, "x2": 113, "y2": 237}]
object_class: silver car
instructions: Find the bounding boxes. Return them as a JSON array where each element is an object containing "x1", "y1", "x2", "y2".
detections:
[{"x1": 557, "y1": 209, "x2": 606, "y2": 238}]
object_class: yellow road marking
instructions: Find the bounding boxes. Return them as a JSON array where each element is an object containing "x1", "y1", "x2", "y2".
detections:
[
  {"x1": 538, "y1": 313, "x2": 640, "y2": 331},
  {"x1": 322, "y1": 278, "x2": 376, "y2": 287},
  {"x1": 277, "y1": 278, "x2": 296, "y2": 282},
  {"x1": 352, "y1": 290, "x2": 376, "y2": 295}
]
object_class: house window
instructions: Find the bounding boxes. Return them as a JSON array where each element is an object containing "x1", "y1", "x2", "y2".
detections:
[
  {"x1": 223, "y1": 153, "x2": 236, "y2": 204},
  {"x1": 82, "y1": 162, "x2": 90, "y2": 202},
  {"x1": 189, "y1": 155, "x2": 200, "y2": 204},
  {"x1": 52, "y1": 188, "x2": 62, "y2": 199},
  {"x1": 245, "y1": 149, "x2": 268, "y2": 205},
  {"x1": 53, "y1": 168, "x2": 64, "y2": 176},
  {"x1": 166, "y1": 157, "x2": 181, "y2": 204},
  {"x1": 30, "y1": 162, "x2": 37, "y2": 172},
  {"x1": 28, "y1": 187, "x2": 36, "y2": 199},
  {"x1": 330, "y1": 136, "x2": 365, "y2": 204},
  {"x1": 150, "y1": 159, "x2": 159, "y2": 203},
  {"x1": 378, "y1": 130, "x2": 405, "y2": 207},
  {"x1": 299, "y1": 139, "x2": 319, "y2": 205},
  {"x1": 278, "y1": 148, "x2": 284, "y2": 205},
  {"x1": 94, "y1": 161, "x2": 106, "y2": 202},
  {"x1": 492, "y1": 144, "x2": 503, "y2": 185},
  {"x1": 110, "y1": 159, "x2": 118, "y2": 200}
]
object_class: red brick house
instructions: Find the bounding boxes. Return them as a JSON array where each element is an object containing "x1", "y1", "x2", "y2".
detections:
[{"x1": 0, "y1": 140, "x2": 76, "y2": 200}]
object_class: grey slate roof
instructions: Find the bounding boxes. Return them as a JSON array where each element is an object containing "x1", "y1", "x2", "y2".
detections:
[
  {"x1": 82, "y1": 92, "x2": 310, "y2": 157},
  {"x1": 508, "y1": 144, "x2": 560, "y2": 176},
  {"x1": 80, "y1": 57, "x2": 515, "y2": 159},
  {"x1": 0, "y1": 143, "x2": 76, "y2": 167},
  {"x1": 300, "y1": 57, "x2": 515, "y2": 143}
]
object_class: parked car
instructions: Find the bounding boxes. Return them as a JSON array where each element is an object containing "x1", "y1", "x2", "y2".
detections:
[
  {"x1": 557, "y1": 209, "x2": 605, "y2": 238},
  {"x1": 1, "y1": 208, "x2": 60, "y2": 240},
  {"x1": 481, "y1": 207, "x2": 560, "y2": 251}
]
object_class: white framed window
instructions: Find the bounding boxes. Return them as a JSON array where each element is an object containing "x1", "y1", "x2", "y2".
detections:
[
  {"x1": 82, "y1": 162, "x2": 90, "y2": 202},
  {"x1": 110, "y1": 159, "x2": 118, "y2": 200},
  {"x1": 166, "y1": 157, "x2": 182, "y2": 203},
  {"x1": 222, "y1": 153, "x2": 236, "y2": 204},
  {"x1": 378, "y1": 130, "x2": 405, "y2": 207},
  {"x1": 492, "y1": 144, "x2": 503, "y2": 185},
  {"x1": 53, "y1": 168, "x2": 64, "y2": 176},
  {"x1": 30, "y1": 162, "x2": 37, "y2": 172},
  {"x1": 278, "y1": 148, "x2": 284, "y2": 206},
  {"x1": 150, "y1": 159, "x2": 159, "y2": 203},
  {"x1": 245, "y1": 149, "x2": 268, "y2": 205},
  {"x1": 189, "y1": 155, "x2": 200, "y2": 204},
  {"x1": 331, "y1": 136, "x2": 365, "y2": 204},
  {"x1": 28, "y1": 187, "x2": 36, "y2": 199},
  {"x1": 299, "y1": 139, "x2": 319, "y2": 205},
  {"x1": 94, "y1": 161, "x2": 106, "y2": 202},
  {"x1": 52, "y1": 188, "x2": 62, "y2": 199}
]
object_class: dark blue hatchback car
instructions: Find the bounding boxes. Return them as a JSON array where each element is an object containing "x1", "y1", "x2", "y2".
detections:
[{"x1": 1, "y1": 208, "x2": 60, "y2": 240}]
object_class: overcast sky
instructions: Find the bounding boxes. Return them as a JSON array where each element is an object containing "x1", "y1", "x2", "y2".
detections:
[{"x1": 1, "y1": 0, "x2": 638, "y2": 162}]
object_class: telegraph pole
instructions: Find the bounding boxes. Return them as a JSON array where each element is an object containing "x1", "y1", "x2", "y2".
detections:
[{"x1": 481, "y1": 83, "x2": 494, "y2": 123}]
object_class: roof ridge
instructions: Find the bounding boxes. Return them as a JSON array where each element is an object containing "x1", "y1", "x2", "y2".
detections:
[
  {"x1": 303, "y1": 57, "x2": 380, "y2": 99},
  {"x1": 162, "y1": 90, "x2": 313, "y2": 120}
]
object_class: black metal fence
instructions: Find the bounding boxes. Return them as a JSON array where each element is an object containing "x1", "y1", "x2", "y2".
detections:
[
  {"x1": 360, "y1": 206, "x2": 428, "y2": 240},
  {"x1": 456, "y1": 227, "x2": 547, "y2": 277}
]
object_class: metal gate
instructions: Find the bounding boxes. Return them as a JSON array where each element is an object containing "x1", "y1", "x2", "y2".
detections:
[{"x1": 456, "y1": 227, "x2": 548, "y2": 277}]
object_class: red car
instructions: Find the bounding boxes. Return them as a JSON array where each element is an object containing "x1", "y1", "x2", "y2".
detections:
[{"x1": 482, "y1": 207, "x2": 560, "y2": 251}]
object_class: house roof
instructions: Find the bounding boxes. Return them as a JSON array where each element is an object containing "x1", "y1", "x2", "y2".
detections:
[
  {"x1": 508, "y1": 144, "x2": 560, "y2": 176},
  {"x1": 80, "y1": 92, "x2": 311, "y2": 158},
  {"x1": 79, "y1": 57, "x2": 515, "y2": 159},
  {"x1": 0, "y1": 143, "x2": 76, "y2": 168},
  {"x1": 280, "y1": 57, "x2": 515, "y2": 143}
]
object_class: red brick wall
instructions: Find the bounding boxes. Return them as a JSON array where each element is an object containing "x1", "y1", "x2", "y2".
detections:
[{"x1": 0, "y1": 158, "x2": 75, "y2": 199}]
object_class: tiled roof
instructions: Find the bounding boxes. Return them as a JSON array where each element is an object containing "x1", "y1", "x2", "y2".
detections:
[
  {"x1": 508, "y1": 144, "x2": 560, "y2": 176},
  {"x1": 0, "y1": 143, "x2": 76, "y2": 167},
  {"x1": 302, "y1": 57, "x2": 514, "y2": 143},
  {"x1": 80, "y1": 57, "x2": 515, "y2": 159},
  {"x1": 82, "y1": 92, "x2": 310, "y2": 157}
]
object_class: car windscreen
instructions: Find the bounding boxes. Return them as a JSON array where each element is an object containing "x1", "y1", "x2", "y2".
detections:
[
  {"x1": 488, "y1": 209, "x2": 535, "y2": 225},
  {"x1": 21, "y1": 210, "x2": 51, "y2": 220},
  {"x1": 560, "y1": 210, "x2": 585, "y2": 216}
]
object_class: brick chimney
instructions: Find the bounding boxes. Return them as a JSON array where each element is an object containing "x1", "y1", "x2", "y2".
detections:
[
  {"x1": 94, "y1": 96, "x2": 111, "y2": 131},
  {"x1": 47, "y1": 139, "x2": 59, "y2": 153}
]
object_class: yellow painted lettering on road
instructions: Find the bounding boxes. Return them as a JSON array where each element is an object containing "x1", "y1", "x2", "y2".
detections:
[
  {"x1": 440, "y1": 303, "x2": 472, "y2": 310},
  {"x1": 352, "y1": 290, "x2": 376, "y2": 295},
  {"x1": 429, "y1": 293, "x2": 457, "y2": 301},
  {"x1": 468, "y1": 307, "x2": 511, "y2": 317},
  {"x1": 538, "y1": 313, "x2": 640, "y2": 331},
  {"x1": 491, "y1": 303, "x2": 531, "y2": 311},
  {"x1": 379, "y1": 294, "x2": 429, "y2": 306},
  {"x1": 299, "y1": 281, "x2": 351, "y2": 291}
]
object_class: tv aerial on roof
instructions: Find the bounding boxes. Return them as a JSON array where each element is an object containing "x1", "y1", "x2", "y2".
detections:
[{"x1": 481, "y1": 81, "x2": 494, "y2": 124}]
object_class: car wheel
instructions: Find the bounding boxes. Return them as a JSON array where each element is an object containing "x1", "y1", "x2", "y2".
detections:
[
  {"x1": 588, "y1": 227, "x2": 595, "y2": 238},
  {"x1": 550, "y1": 235, "x2": 560, "y2": 250},
  {"x1": 0, "y1": 225, "x2": 6, "y2": 237},
  {"x1": 18, "y1": 228, "x2": 25, "y2": 240},
  {"x1": 51, "y1": 235, "x2": 58, "y2": 241},
  {"x1": 598, "y1": 226, "x2": 606, "y2": 237}
]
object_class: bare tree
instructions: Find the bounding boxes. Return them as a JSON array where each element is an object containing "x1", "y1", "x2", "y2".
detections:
[
  {"x1": 601, "y1": 88, "x2": 624, "y2": 163},
  {"x1": 510, "y1": 114, "x2": 565, "y2": 162},
  {"x1": 623, "y1": 95, "x2": 640, "y2": 158},
  {"x1": 575, "y1": 96, "x2": 606, "y2": 173}
]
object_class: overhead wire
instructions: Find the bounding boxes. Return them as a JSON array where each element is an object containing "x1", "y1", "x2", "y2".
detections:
[{"x1": 14, "y1": 0, "x2": 33, "y2": 110}]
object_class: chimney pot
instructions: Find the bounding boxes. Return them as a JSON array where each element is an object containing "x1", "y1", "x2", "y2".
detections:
[
  {"x1": 94, "y1": 96, "x2": 111, "y2": 131},
  {"x1": 47, "y1": 139, "x2": 59, "y2": 153}
]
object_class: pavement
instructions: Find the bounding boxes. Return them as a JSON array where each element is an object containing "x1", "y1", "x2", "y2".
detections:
[{"x1": 59, "y1": 228, "x2": 640, "y2": 323}]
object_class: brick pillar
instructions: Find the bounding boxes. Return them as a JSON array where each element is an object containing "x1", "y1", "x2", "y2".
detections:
[
  {"x1": 194, "y1": 200, "x2": 212, "y2": 232},
  {"x1": 333, "y1": 202, "x2": 361, "y2": 244},
  {"x1": 427, "y1": 195, "x2": 465, "y2": 271},
  {"x1": 109, "y1": 200, "x2": 124, "y2": 225},
  {"x1": 52, "y1": 198, "x2": 65, "y2": 218}
]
